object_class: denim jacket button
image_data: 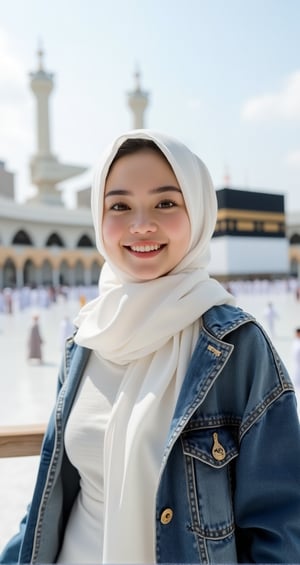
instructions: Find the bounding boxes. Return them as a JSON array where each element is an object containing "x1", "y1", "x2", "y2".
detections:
[
  {"x1": 160, "y1": 508, "x2": 173, "y2": 524},
  {"x1": 212, "y1": 432, "x2": 226, "y2": 461}
]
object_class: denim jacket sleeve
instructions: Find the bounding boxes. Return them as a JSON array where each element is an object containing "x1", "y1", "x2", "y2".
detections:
[
  {"x1": 223, "y1": 318, "x2": 300, "y2": 562},
  {"x1": 234, "y1": 389, "x2": 300, "y2": 562},
  {"x1": 0, "y1": 514, "x2": 29, "y2": 565},
  {"x1": 0, "y1": 357, "x2": 65, "y2": 564}
]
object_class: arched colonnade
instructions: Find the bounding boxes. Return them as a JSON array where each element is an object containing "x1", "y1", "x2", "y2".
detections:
[{"x1": 0, "y1": 248, "x2": 103, "y2": 288}]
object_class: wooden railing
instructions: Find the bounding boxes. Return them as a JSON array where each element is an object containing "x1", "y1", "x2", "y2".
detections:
[{"x1": 0, "y1": 424, "x2": 46, "y2": 458}]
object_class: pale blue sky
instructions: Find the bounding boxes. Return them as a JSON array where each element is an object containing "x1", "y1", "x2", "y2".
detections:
[{"x1": 0, "y1": 0, "x2": 300, "y2": 210}]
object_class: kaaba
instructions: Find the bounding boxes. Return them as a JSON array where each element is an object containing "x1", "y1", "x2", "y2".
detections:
[
  {"x1": 214, "y1": 188, "x2": 285, "y2": 239},
  {"x1": 210, "y1": 188, "x2": 288, "y2": 279}
]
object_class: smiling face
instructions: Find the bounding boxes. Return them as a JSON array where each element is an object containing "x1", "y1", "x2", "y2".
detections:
[{"x1": 102, "y1": 149, "x2": 191, "y2": 282}]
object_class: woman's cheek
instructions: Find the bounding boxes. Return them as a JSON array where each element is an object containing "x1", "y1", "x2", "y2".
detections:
[{"x1": 102, "y1": 216, "x2": 117, "y2": 245}]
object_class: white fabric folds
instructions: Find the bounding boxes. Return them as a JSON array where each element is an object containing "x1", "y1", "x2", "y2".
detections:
[{"x1": 74, "y1": 129, "x2": 234, "y2": 563}]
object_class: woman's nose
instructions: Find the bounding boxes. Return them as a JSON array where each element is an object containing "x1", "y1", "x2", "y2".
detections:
[{"x1": 129, "y1": 212, "x2": 157, "y2": 234}]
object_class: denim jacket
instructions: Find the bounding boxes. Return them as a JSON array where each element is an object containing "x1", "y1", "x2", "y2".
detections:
[{"x1": 1, "y1": 304, "x2": 300, "y2": 564}]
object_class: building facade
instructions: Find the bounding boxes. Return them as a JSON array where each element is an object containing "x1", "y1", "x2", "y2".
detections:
[
  {"x1": 0, "y1": 196, "x2": 102, "y2": 288},
  {"x1": 0, "y1": 50, "x2": 299, "y2": 289}
]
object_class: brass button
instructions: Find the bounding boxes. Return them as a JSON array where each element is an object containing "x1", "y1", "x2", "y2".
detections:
[
  {"x1": 212, "y1": 432, "x2": 226, "y2": 461},
  {"x1": 160, "y1": 508, "x2": 173, "y2": 524}
]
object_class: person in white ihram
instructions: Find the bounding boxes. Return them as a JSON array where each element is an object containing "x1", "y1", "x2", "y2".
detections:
[{"x1": 263, "y1": 301, "x2": 279, "y2": 337}]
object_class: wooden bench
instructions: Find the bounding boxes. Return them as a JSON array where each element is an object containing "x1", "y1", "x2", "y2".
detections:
[{"x1": 0, "y1": 424, "x2": 46, "y2": 458}]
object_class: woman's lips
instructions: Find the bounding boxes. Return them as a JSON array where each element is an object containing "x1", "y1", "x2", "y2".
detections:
[{"x1": 124, "y1": 242, "x2": 166, "y2": 257}]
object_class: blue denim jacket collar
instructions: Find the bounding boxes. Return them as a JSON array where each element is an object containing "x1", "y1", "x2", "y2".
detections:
[{"x1": 161, "y1": 305, "x2": 254, "y2": 473}]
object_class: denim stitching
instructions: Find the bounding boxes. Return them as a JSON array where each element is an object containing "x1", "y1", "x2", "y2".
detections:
[
  {"x1": 30, "y1": 337, "x2": 76, "y2": 562},
  {"x1": 240, "y1": 385, "x2": 294, "y2": 439},
  {"x1": 31, "y1": 340, "x2": 89, "y2": 563},
  {"x1": 185, "y1": 450, "x2": 235, "y2": 542},
  {"x1": 31, "y1": 381, "x2": 66, "y2": 562},
  {"x1": 184, "y1": 452, "x2": 209, "y2": 563},
  {"x1": 184, "y1": 416, "x2": 242, "y2": 430},
  {"x1": 183, "y1": 445, "x2": 238, "y2": 469},
  {"x1": 161, "y1": 342, "x2": 234, "y2": 471}
]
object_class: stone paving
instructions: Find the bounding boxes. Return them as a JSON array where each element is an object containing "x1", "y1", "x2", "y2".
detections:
[{"x1": 0, "y1": 291, "x2": 300, "y2": 550}]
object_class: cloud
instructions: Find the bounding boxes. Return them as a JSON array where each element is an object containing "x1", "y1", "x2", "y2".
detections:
[
  {"x1": 241, "y1": 71, "x2": 300, "y2": 121},
  {"x1": 286, "y1": 149, "x2": 300, "y2": 168}
]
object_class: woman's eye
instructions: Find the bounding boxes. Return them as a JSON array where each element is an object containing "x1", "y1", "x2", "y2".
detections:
[
  {"x1": 157, "y1": 199, "x2": 177, "y2": 209},
  {"x1": 110, "y1": 202, "x2": 130, "y2": 211}
]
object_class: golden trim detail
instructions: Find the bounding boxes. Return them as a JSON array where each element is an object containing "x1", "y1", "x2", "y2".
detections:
[{"x1": 217, "y1": 208, "x2": 284, "y2": 222}]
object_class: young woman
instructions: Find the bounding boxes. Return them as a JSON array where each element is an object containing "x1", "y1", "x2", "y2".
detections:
[{"x1": 1, "y1": 129, "x2": 300, "y2": 564}]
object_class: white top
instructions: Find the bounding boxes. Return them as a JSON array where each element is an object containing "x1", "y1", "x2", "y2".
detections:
[{"x1": 56, "y1": 352, "x2": 123, "y2": 564}]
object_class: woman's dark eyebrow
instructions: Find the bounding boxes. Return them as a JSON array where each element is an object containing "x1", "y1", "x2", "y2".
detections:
[
  {"x1": 105, "y1": 186, "x2": 182, "y2": 198},
  {"x1": 150, "y1": 186, "x2": 182, "y2": 194},
  {"x1": 105, "y1": 189, "x2": 131, "y2": 198}
]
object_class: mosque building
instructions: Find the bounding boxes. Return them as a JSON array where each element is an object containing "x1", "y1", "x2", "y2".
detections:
[{"x1": 0, "y1": 50, "x2": 299, "y2": 289}]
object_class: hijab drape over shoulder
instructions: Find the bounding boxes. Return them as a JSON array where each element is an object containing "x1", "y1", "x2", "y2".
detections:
[{"x1": 74, "y1": 129, "x2": 234, "y2": 563}]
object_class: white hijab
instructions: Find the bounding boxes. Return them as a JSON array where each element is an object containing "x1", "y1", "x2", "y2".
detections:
[{"x1": 74, "y1": 129, "x2": 234, "y2": 563}]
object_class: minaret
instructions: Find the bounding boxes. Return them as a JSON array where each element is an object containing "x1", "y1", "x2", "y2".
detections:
[
  {"x1": 30, "y1": 46, "x2": 54, "y2": 157},
  {"x1": 127, "y1": 68, "x2": 149, "y2": 129},
  {"x1": 29, "y1": 47, "x2": 87, "y2": 206}
]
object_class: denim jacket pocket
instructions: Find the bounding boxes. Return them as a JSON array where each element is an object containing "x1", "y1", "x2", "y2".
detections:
[{"x1": 181, "y1": 426, "x2": 239, "y2": 540}]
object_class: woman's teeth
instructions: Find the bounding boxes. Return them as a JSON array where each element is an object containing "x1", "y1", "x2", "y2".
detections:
[{"x1": 130, "y1": 244, "x2": 161, "y2": 252}]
